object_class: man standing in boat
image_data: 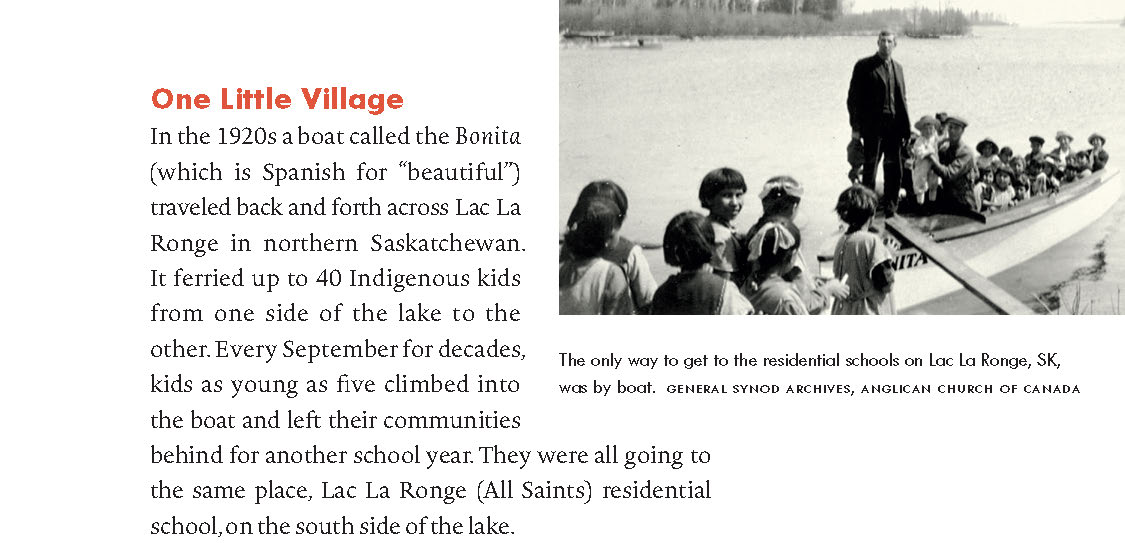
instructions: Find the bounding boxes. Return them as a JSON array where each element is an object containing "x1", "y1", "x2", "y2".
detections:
[{"x1": 847, "y1": 30, "x2": 911, "y2": 217}]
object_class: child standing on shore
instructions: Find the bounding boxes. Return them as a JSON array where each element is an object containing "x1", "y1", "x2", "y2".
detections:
[
  {"x1": 563, "y1": 180, "x2": 657, "y2": 310},
  {"x1": 650, "y1": 212, "x2": 753, "y2": 315},
  {"x1": 698, "y1": 167, "x2": 747, "y2": 280},
  {"x1": 744, "y1": 219, "x2": 808, "y2": 315},
  {"x1": 831, "y1": 185, "x2": 895, "y2": 315},
  {"x1": 559, "y1": 198, "x2": 635, "y2": 315}
]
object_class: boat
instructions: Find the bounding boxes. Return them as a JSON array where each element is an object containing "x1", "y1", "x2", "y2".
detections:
[
  {"x1": 562, "y1": 30, "x2": 616, "y2": 41},
  {"x1": 593, "y1": 38, "x2": 662, "y2": 50},
  {"x1": 816, "y1": 168, "x2": 1122, "y2": 310}
]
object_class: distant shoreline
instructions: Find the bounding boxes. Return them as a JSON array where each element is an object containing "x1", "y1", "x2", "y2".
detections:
[{"x1": 560, "y1": 6, "x2": 971, "y2": 39}]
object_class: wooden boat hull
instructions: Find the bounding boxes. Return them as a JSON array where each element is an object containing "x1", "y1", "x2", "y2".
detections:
[{"x1": 818, "y1": 168, "x2": 1121, "y2": 310}]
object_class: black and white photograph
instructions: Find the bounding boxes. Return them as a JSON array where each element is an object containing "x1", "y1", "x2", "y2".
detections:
[{"x1": 559, "y1": 0, "x2": 1123, "y2": 315}]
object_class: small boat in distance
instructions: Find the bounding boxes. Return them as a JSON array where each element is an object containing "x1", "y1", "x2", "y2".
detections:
[
  {"x1": 562, "y1": 29, "x2": 615, "y2": 41},
  {"x1": 560, "y1": 29, "x2": 662, "y2": 49}
]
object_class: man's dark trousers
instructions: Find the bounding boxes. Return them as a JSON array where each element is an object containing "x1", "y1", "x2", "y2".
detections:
[{"x1": 860, "y1": 113, "x2": 903, "y2": 213}]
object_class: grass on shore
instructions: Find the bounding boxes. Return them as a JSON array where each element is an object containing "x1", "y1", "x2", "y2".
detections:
[{"x1": 1034, "y1": 283, "x2": 1122, "y2": 315}]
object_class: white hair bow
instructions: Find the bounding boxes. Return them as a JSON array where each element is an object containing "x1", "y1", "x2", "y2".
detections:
[{"x1": 747, "y1": 221, "x2": 796, "y2": 262}]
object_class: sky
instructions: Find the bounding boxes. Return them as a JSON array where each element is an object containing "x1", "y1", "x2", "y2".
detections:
[{"x1": 851, "y1": 0, "x2": 1124, "y2": 24}]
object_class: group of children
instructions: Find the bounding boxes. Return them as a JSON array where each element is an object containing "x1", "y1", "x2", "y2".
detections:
[
  {"x1": 901, "y1": 113, "x2": 1110, "y2": 213},
  {"x1": 560, "y1": 171, "x2": 891, "y2": 315}
]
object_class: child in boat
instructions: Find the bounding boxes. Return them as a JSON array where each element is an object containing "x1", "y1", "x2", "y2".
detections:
[
  {"x1": 831, "y1": 185, "x2": 895, "y2": 315},
  {"x1": 975, "y1": 138, "x2": 1002, "y2": 173},
  {"x1": 999, "y1": 146, "x2": 1014, "y2": 166},
  {"x1": 1066, "y1": 150, "x2": 1092, "y2": 181},
  {"x1": 1030, "y1": 158, "x2": 1048, "y2": 196},
  {"x1": 1025, "y1": 135, "x2": 1047, "y2": 164},
  {"x1": 698, "y1": 167, "x2": 747, "y2": 280},
  {"x1": 988, "y1": 166, "x2": 1017, "y2": 210},
  {"x1": 935, "y1": 112, "x2": 949, "y2": 142},
  {"x1": 1049, "y1": 130, "x2": 1074, "y2": 165},
  {"x1": 1009, "y1": 156, "x2": 1030, "y2": 200},
  {"x1": 1038, "y1": 157, "x2": 1063, "y2": 193},
  {"x1": 744, "y1": 218, "x2": 807, "y2": 315},
  {"x1": 1088, "y1": 133, "x2": 1109, "y2": 172},
  {"x1": 910, "y1": 115, "x2": 941, "y2": 206},
  {"x1": 559, "y1": 198, "x2": 635, "y2": 315},
  {"x1": 650, "y1": 211, "x2": 753, "y2": 315},
  {"x1": 974, "y1": 167, "x2": 996, "y2": 212},
  {"x1": 563, "y1": 180, "x2": 657, "y2": 310}
]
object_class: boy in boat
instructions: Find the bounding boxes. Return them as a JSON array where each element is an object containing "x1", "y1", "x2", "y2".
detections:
[
  {"x1": 1025, "y1": 136, "x2": 1047, "y2": 164},
  {"x1": 698, "y1": 167, "x2": 747, "y2": 281},
  {"x1": 559, "y1": 198, "x2": 635, "y2": 315},
  {"x1": 562, "y1": 180, "x2": 657, "y2": 310},
  {"x1": 831, "y1": 185, "x2": 895, "y2": 315},
  {"x1": 650, "y1": 211, "x2": 753, "y2": 315},
  {"x1": 910, "y1": 115, "x2": 941, "y2": 207},
  {"x1": 744, "y1": 219, "x2": 808, "y2": 315},
  {"x1": 1087, "y1": 133, "x2": 1109, "y2": 172}
]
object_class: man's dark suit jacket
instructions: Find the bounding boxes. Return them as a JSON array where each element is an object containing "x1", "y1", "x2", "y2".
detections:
[{"x1": 847, "y1": 54, "x2": 910, "y2": 139}]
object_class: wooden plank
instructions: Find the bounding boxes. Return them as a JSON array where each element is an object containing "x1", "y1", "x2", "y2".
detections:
[{"x1": 885, "y1": 217, "x2": 1035, "y2": 315}]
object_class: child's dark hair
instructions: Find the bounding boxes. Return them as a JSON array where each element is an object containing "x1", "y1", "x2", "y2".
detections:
[
  {"x1": 568, "y1": 179, "x2": 628, "y2": 228},
  {"x1": 759, "y1": 175, "x2": 801, "y2": 218},
  {"x1": 698, "y1": 167, "x2": 747, "y2": 208},
  {"x1": 835, "y1": 185, "x2": 878, "y2": 232},
  {"x1": 748, "y1": 218, "x2": 801, "y2": 283},
  {"x1": 564, "y1": 198, "x2": 621, "y2": 258},
  {"x1": 662, "y1": 211, "x2": 714, "y2": 269}
]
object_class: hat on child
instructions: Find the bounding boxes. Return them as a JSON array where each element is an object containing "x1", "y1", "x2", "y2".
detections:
[
  {"x1": 1089, "y1": 133, "x2": 1106, "y2": 145},
  {"x1": 758, "y1": 176, "x2": 804, "y2": 200},
  {"x1": 943, "y1": 114, "x2": 968, "y2": 128},
  {"x1": 994, "y1": 164, "x2": 1014, "y2": 178},
  {"x1": 1055, "y1": 130, "x2": 1073, "y2": 142},
  {"x1": 914, "y1": 115, "x2": 939, "y2": 130},
  {"x1": 976, "y1": 138, "x2": 999, "y2": 155},
  {"x1": 1029, "y1": 135, "x2": 1046, "y2": 145}
]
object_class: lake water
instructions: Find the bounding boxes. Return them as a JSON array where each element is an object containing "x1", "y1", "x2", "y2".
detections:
[{"x1": 560, "y1": 24, "x2": 1125, "y2": 314}]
